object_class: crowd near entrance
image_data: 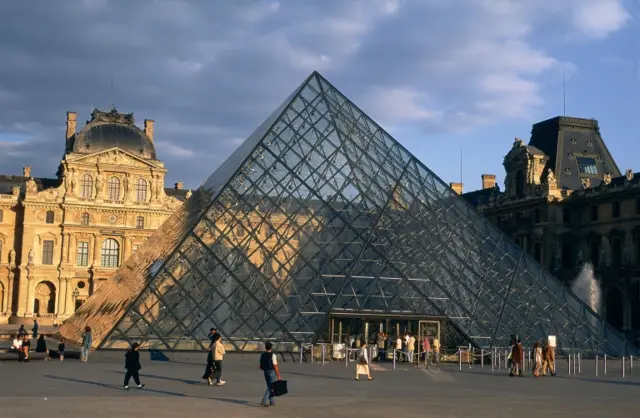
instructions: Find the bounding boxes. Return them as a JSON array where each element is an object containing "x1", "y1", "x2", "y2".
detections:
[{"x1": 328, "y1": 313, "x2": 442, "y2": 355}]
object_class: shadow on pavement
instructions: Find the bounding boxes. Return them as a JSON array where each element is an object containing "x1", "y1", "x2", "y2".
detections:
[
  {"x1": 43, "y1": 374, "x2": 189, "y2": 397},
  {"x1": 211, "y1": 397, "x2": 261, "y2": 407},
  {"x1": 285, "y1": 371, "x2": 354, "y2": 381},
  {"x1": 109, "y1": 370, "x2": 202, "y2": 385}
]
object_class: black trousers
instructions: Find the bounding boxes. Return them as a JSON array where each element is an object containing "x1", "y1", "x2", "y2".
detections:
[{"x1": 124, "y1": 369, "x2": 140, "y2": 386}]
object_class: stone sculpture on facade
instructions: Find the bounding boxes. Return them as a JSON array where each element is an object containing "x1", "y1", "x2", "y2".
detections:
[
  {"x1": 9, "y1": 249, "x2": 15, "y2": 266},
  {"x1": 25, "y1": 178, "x2": 38, "y2": 194},
  {"x1": 603, "y1": 172, "x2": 612, "y2": 185},
  {"x1": 123, "y1": 173, "x2": 132, "y2": 201},
  {"x1": 12, "y1": 185, "x2": 20, "y2": 196},
  {"x1": 581, "y1": 178, "x2": 591, "y2": 189},
  {"x1": 185, "y1": 189, "x2": 192, "y2": 199},
  {"x1": 95, "y1": 171, "x2": 104, "y2": 196},
  {"x1": 626, "y1": 169, "x2": 634, "y2": 181},
  {"x1": 27, "y1": 249, "x2": 34, "y2": 265}
]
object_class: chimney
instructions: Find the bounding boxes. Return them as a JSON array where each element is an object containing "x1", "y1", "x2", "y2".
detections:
[
  {"x1": 481, "y1": 174, "x2": 496, "y2": 189},
  {"x1": 66, "y1": 111, "x2": 77, "y2": 142},
  {"x1": 450, "y1": 182, "x2": 463, "y2": 195},
  {"x1": 144, "y1": 119, "x2": 154, "y2": 143},
  {"x1": 174, "y1": 181, "x2": 183, "y2": 191},
  {"x1": 23, "y1": 166, "x2": 31, "y2": 178}
]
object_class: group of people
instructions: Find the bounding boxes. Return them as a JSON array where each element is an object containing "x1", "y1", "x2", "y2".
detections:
[
  {"x1": 10, "y1": 320, "x2": 64, "y2": 362},
  {"x1": 509, "y1": 338, "x2": 556, "y2": 377},
  {"x1": 202, "y1": 328, "x2": 284, "y2": 407},
  {"x1": 373, "y1": 331, "x2": 440, "y2": 364}
]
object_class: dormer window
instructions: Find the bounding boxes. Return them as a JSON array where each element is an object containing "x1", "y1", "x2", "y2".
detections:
[{"x1": 576, "y1": 156, "x2": 598, "y2": 176}]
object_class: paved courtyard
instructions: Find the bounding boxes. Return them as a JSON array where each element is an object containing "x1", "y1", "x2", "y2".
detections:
[{"x1": 1, "y1": 353, "x2": 639, "y2": 417}]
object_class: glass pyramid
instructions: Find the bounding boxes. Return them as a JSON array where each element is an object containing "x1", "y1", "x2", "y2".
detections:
[{"x1": 60, "y1": 71, "x2": 636, "y2": 356}]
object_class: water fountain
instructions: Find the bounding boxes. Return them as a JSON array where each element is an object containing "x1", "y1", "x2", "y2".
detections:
[{"x1": 571, "y1": 262, "x2": 602, "y2": 314}]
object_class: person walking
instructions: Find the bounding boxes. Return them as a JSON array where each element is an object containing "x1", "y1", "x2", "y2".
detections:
[
  {"x1": 395, "y1": 335, "x2": 402, "y2": 361},
  {"x1": 432, "y1": 336, "x2": 440, "y2": 366},
  {"x1": 58, "y1": 338, "x2": 65, "y2": 362},
  {"x1": 32, "y1": 319, "x2": 39, "y2": 339},
  {"x1": 355, "y1": 341, "x2": 373, "y2": 381},
  {"x1": 208, "y1": 328, "x2": 218, "y2": 348},
  {"x1": 532, "y1": 342, "x2": 543, "y2": 377},
  {"x1": 202, "y1": 345, "x2": 215, "y2": 386},
  {"x1": 212, "y1": 334, "x2": 226, "y2": 386},
  {"x1": 422, "y1": 335, "x2": 431, "y2": 363},
  {"x1": 124, "y1": 342, "x2": 145, "y2": 390},
  {"x1": 542, "y1": 340, "x2": 556, "y2": 376},
  {"x1": 407, "y1": 333, "x2": 416, "y2": 363},
  {"x1": 81, "y1": 326, "x2": 92, "y2": 362},
  {"x1": 259, "y1": 342, "x2": 282, "y2": 408},
  {"x1": 510, "y1": 339, "x2": 523, "y2": 377},
  {"x1": 376, "y1": 331, "x2": 386, "y2": 362},
  {"x1": 35, "y1": 334, "x2": 48, "y2": 360}
]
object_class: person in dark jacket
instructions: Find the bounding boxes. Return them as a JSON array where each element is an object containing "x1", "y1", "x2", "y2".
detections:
[
  {"x1": 259, "y1": 342, "x2": 282, "y2": 407},
  {"x1": 124, "y1": 343, "x2": 145, "y2": 390},
  {"x1": 202, "y1": 346, "x2": 215, "y2": 386},
  {"x1": 35, "y1": 335, "x2": 48, "y2": 359},
  {"x1": 32, "y1": 320, "x2": 39, "y2": 338}
]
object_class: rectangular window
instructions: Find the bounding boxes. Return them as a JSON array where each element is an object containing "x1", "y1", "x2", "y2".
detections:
[
  {"x1": 42, "y1": 240, "x2": 54, "y2": 265},
  {"x1": 612, "y1": 238, "x2": 622, "y2": 267},
  {"x1": 590, "y1": 241, "x2": 600, "y2": 269},
  {"x1": 561, "y1": 241, "x2": 573, "y2": 269},
  {"x1": 533, "y1": 242, "x2": 542, "y2": 263},
  {"x1": 45, "y1": 211, "x2": 55, "y2": 224},
  {"x1": 135, "y1": 216, "x2": 144, "y2": 229},
  {"x1": 590, "y1": 205, "x2": 598, "y2": 222},
  {"x1": 77, "y1": 242, "x2": 89, "y2": 267},
  {"x1": 612, "y1": 201, "x2": 620, "y2": 218},
  {"x1": 563, "y1": 208, "x2": 571, "y2": 224},
  {"x1": 576, "y1": 156, "x2": 599, "y2": 176}
]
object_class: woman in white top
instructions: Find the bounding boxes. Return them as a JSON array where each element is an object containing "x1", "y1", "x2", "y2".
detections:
[
  {"x1": 11, "y1": 335, "x2": 22, "y2": 351},
  {"x1": 533, "y1": 341, "x2": 543, "y2": 377},
  {"x1": 355, "y1": 341, "x2": 373, "y2": 381}
]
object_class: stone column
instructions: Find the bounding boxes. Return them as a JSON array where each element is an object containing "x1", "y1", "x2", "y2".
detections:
[
  {"x1": 122, "y1": 236, "x2": 128, "y2": 262},
  {"x1": 58, "y1": 277, "x2": 68, "y2": 316},
  {"x1": 92, "y1": 235, "x2": 100, "y2": 266},
  {"x1": 64, "y1": 278, "x2": 74, "y2": 315},
  {"x1": 68, "y1": 234, "x2": 76, "y2": 265},
  {"x1": 4, "y1": 269, "x2": 13, "y2": 315},
  {"x1": 24, "y1": 276, "x2": 33, "y2": 316},
  {"x1": 16, "y1": 268, "x2": 30, "y2": 316}
]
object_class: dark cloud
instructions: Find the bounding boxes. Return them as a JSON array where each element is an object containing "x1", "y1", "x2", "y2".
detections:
[{"x1": 0, "y1": 0, "x2": 629, "y2": 187}]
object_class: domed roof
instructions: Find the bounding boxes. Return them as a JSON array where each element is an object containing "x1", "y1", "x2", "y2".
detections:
[{"x1": 72, "y1": 108, "x2": 156, "y2": 159}]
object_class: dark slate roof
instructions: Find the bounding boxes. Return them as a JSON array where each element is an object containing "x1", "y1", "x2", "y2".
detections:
[
  {"x1": 528, "y1": 116, "x2": 621, "y2": 191},
  {"x1": 164, "y1": 188, "x2": 189, "y2": 201},
  {"x1": 0, "y1": 175, "x2": 60, "y2": 195},
  {"x1": 71, "y1": 108, "x2": 156, "y2": 160},
  {"x1": 461, "y1": 187, "x2": 497, "y2": 207}
]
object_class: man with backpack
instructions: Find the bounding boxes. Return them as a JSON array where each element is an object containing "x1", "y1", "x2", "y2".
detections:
[{"x1": 259, "y1": 342, "x2": 282, "y2": 407}]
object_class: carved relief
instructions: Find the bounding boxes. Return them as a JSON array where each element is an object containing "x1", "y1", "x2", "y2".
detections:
[
  {"x1": 37, "y1": 188, "x2": 60, "y2": 202},
  {"x1": 581, "y1": 178, "x2": 591, "y2": 189},
  {"x1": 603, "y1": 172, "x2": 612, "y2": 185},
  {"x1": 98, "y1": 151, "x2": 140, "y2": 167}
]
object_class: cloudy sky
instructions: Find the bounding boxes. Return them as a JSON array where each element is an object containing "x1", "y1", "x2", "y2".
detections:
[{"x1": 0, "y1": 0, "x2": 637, "y2": 191}]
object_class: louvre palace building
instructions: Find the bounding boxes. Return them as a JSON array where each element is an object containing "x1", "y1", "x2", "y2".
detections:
[
  {"x1": 0, "y1": 108, "x2": 190, "y2": 324},
  {"x1": 461, "y1": 117, "x2": 640, "y2": 344}
]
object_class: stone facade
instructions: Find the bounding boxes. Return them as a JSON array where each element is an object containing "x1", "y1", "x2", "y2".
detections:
[
  {"x1": 463, "y1": 117, "x2": 640, "y2": 343},
  {"x1": 0, "y1": 109, "x2": 189, "y2": 324}
]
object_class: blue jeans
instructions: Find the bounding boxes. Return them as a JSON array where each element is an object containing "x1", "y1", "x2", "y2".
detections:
[
  {"x1": 262, "y1": 370, "x2": 277, "y2": 405},
  {"x1": 81, "y1": 346, "x2": 89, "y2": 361}
]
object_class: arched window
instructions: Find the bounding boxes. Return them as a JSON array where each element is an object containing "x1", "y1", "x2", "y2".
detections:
[
  {"x1": 101, "y1": 238, "x2": 120, "y2": 268},
  {"x1": 80, "y1": 174, "x2": 93, "y2": 198},
  {"x1": 107, "y1": 177, "x2": 121, "y2": 200},
  {"x1": 136, "y1": 178, "x2": 147, "y2": 202},
  {"x1": 81, "y1": 212, "x2": 89, "y2": 226},
  {"x1": 135, "y1": 216, "x2": 144, "y2": 229},
  {"x1": 45, "y1": 211, "x2": 55, "y2": 224},
  {"x1": 515, "y1": 169, "x2": 525, "y2": 198}
]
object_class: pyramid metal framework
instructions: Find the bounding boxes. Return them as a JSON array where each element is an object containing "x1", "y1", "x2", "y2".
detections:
[{"x1": 60, "y1": 72, "x2": 635, "y2": 356}]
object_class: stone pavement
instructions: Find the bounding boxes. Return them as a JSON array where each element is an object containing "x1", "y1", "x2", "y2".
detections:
[{"x1": 1, "y1": 354, "x2": 640, "y2": 417}]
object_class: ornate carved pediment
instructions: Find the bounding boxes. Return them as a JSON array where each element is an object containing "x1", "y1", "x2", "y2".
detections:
[
  {"x1": 66, "y1": 148, "x2": 161, "y2": 169},
  {"x1": 36, "y1": 187, "x2": 61, "y2": 202}
]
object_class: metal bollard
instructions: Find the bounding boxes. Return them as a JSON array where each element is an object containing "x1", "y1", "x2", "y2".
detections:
[
  {"x1": 568, "y1": 354, "x2": 572, "y2": 375},
  {"x1": 300, "y1": 344, "x2": 303, "y2": 364},
  {"x1": 578, "y1": 353, "x2": 580, "y2": 374},
  {"x1": 504, "y1": 350, "x2": 508, "y2": 369},
  {"x1": 393, "y1": 349, "x2": 396, "y2": 371},
  {"x1": 623, "y1": 356, "x2": 626, "y2": 378},
  {"x1": 459, "y1": 350, "x2": 462, "y2": 371},
  {"x1": 631, "y1": 355, "x2": 634, "y2": 375},
  {"x1": 322, "y1": 344, "x2": 325, "y2": 366},
  {"x1": 595, "y1": 355, "x2": 598, "y2": 376},
  {"x1": 481, "y1": 348, "x2": 484, "y2": 368},
  {"x1": 345, "y1": 348, "x2": 348, "y2": 368},
  {"x1": 604, "y1": 354, "x2": 607, "y2": 375},
  {"x1": 311, "y1": 345, "x2": 314, "y2": 364},
  {"x1": 528, "y1": 350, "x2": 531, "y2": 371}
]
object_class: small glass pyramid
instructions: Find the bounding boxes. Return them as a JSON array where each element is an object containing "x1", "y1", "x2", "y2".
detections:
[{"x1": 60, "y1": 72, "x2": 635, "y2": 356}]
